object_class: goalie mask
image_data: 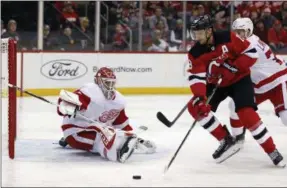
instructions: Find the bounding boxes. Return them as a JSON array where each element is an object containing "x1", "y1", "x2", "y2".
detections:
[{"x1": 95, "y1": 67, "x2": 116, "y2": 100}]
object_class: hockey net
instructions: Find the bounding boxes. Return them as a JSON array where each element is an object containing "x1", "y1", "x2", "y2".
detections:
[{"x1": 1, "y1": 38, "x2": 17, "y2": 159}]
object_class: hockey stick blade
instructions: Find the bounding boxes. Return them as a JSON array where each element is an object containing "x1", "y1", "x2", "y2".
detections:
[{"x1": 157, "y1": 112, "x2": 173, "y2": 127}]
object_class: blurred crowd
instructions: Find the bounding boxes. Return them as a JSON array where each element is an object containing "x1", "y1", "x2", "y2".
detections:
[{"x1": 1, "y1": 1, "x2": 287, "y2": 53}]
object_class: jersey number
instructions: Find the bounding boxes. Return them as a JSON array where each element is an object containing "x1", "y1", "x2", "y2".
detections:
[{"x1": 258, "y1": 39, "x2": 282, "y2": 65}]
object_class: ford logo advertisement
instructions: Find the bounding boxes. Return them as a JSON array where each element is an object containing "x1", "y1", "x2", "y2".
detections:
[{"x1": 41, "y1": 59, "x2": 88, "y2": 80}]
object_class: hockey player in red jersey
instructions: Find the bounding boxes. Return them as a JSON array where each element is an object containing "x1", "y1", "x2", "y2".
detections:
[
  {"x1": 56, "y1": 67, "x2": 156, "y2": 163},
  {"x1": 187, "y1": 15, "x2": 284, "y2": 167},
  {"x1": 227, "y1": 17, "x2": 286, "y2": 167}
]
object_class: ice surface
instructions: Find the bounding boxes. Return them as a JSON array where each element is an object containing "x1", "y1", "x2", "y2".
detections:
[{"x1": 2, "y1": 95, "x2": 287, "y2": 187}]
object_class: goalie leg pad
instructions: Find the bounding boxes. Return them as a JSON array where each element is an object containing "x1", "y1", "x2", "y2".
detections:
[
  {"x1": 65, "y1": 131, "x2": 97, "y2": 151},
  {"x1": 91, "y1": 128, "x2": 138, "y2": 162}
]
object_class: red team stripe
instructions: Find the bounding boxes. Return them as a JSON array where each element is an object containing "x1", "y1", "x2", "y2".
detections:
[
  {"x1": 65, "y1": 136, "x2": 93, "y2": 151},
  {"x1": 255, "y1": 68, "x2": 287, "y2": 89},
  {"x1": 62, "y1": 124, "x2": 102, "y2": 133},
  {"x1": 62, "y1": 124, "x2": 78, "y2": 131},
  {"x1": 77, "y1": 131, "x2": 97, "y2": 140}
]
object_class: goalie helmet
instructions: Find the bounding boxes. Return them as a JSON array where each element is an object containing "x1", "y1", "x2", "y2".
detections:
[
  {"x1": 94, "y1": 67, "x2": 116, "y2": 100},
  {"x1": 232, "y1": 17, "x2": 254, "y2": 39}
]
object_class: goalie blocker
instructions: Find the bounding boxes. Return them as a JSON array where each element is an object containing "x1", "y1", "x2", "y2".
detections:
[{"x1": 57, "y1": 67, "x2": 156, "y2": 163}]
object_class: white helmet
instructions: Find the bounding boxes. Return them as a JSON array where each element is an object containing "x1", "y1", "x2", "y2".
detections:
[{"x1": 232, "y1": 17, "x2": 254, "y2": 38}]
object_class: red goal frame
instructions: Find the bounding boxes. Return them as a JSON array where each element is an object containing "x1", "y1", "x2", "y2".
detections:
[{"x1": 3, "y1": 38, "x2": 17, "y2": 159}]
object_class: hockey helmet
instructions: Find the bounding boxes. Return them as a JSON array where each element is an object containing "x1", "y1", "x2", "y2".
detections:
[
  {"x1": 190, "y1": 15, "x2": 214, "y2": 43},
  {"x1": 232, "y1": 17, "x2": 254, "y2": 39},
  {"x1": 94, "y1": 67, "x2": 116, "y2": 100},
  {"x1": 190, "y1": 15, "x2": 213, "y2": 31}
]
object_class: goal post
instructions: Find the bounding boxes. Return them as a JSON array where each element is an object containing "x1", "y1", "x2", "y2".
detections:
[{"x1": 1, "y1": 38, "x2": 17, "y2": 159}]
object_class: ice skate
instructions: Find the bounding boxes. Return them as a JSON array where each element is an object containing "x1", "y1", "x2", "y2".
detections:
[
  {"x1": 268, "y1": 149, "x2": 286, "y2": 168},
  {"x1": 213, "y1": 129, "x2": 241, "y2": 163}
]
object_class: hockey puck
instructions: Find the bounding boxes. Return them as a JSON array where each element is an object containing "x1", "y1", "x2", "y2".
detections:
[{"x1": 132, "y1": 175, "x2": 141, "y2": 180}]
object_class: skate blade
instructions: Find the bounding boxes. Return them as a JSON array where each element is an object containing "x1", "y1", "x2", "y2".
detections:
[
  {"x1": 276, "y1": 161, "x2": 286, "y2": 168},
  {"x1": 215, "y1": 145, "x2": 241, "y2": 164}
]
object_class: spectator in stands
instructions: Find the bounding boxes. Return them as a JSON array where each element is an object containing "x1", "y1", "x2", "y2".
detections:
[
  {"x1": 60, "y1": 27, "x2": 76, "y2": 50},
  {"x1": 170, "y1": 19, "x2": 183, "y2": 48},
  {"x1": 254, "y1": 19, "x2": 268, "y2": 44},
  {"x1": 112, "y1": 23, "x2": 128, "y2": 51},
  {"x1": 210, "y1": 1, "x2": 228, "y2": 20},
  {"x1": 282, "y1": 2, "x2": 287, "y2": 19},
  {"x1": 166, "y1": 13, "x2": 177, "y2": 30},
  {"x1": 261, "y1": 7, "x2": 276, "y2": 30},
  {"x1": 210, "y1": 1, "x2": 229, "y2": 31},
  {"x1": 60, "y1": 1, "x2": 79, "y2": 28},
  {"x1": 107, "y1": 2, "x2": 121, "y2": 25},
  {"x1": 147, "y1": 29, "x2": 168, "y2": 52},
  {"x1": 142, "y1": 1, "x2": 153, "y2": 18},
  {"x1": 280, "y1": 2, "x2": 287, "y2": 31},
  {"x1": 162, "y1": 2, "x2": 175, "y2": 17},
  {"x1": 268, "y1": 20, "x2": 287, "y2": 52},
  {"x1": 274, "y1": 1, "x2": 287, "y2": 21},
  {"x1": 197, "y1": 4, "x2": 205, "y2": 17},
  {"x1": 233, "y1": 12, "x2": 241, "y2": 21},
  {"x1": 31, "y1": 25, "x2": 60, "y2": 50},
  {"x1": 235, "y1": 1, "x2": 251, "y2": 18},
  {"x1": 1, "y1": 20, "x2": 6, "y2": 36},
  {"x1": 1, "y1": 20, "x2": 20, "y2": 41},
  {"x1": 149, "y1": 7, "x2": 169, "y2": 32},
  {"x1": 114, "y1": 1, "x2": 138, "y2": 26},
  {"x1": 73, "y1": 17, "x2": 93, "y2": 50},
  {"x1": 155, "y1": 20, "x2": 168, "y2": 40},
  {"x1": 55, "y1": 1, "x2": 77, "y2": 13},
  {"x1": 283, "y1": 22, "x2": 287, "y2": 32},
  {"x1": 129, "y1": 10, "x2": 139, "y2": 29},
  {"x1": 1, "y1": 19, "x2": 26, "y2": 50},
  {"x1": 189, "y1": 5, "x2": 200, "y2": 24},
  {"x1": 250, "y1": 10, "x2": 260, "y2": 24}
]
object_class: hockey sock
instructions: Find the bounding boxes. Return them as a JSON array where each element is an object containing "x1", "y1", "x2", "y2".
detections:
[
  {"x1": 237, "y1": 107, "x2": 276, "y2": 154},
  {"x1": 199, "y1": 113, "x2": 227, "y2": 141},
  {"x1": 230, "y1": 117, "x2": 244, "y2": 136}
]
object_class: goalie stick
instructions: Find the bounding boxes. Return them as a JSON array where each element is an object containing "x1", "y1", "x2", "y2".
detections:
[
  {"x1": 164, "y1": 78, "x2": 222, "y2": 174},
  {"x1": 7, "y1": 83, "x2": 148, "y2": 134}
]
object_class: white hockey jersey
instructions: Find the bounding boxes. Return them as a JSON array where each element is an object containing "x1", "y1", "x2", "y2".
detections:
[
  {"x1": 58, "y1": 83, "x2": 131, "y2": 138},
  {"x1": 248, "y1": 34, "x2": 287, "y2": 94}
]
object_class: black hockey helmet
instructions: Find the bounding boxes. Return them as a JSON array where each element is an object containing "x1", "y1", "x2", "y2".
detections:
[
  {"x1": 190, "y1": 15, "x2": 214, "y2": 44},
  {"x1": 190, "y1": 15, "x2": 213, "y2": 31}
]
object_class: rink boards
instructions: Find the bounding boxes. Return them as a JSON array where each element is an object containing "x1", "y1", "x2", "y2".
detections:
[{"x1": 11, "y1": 52, "x2": 287, "y2": 96}]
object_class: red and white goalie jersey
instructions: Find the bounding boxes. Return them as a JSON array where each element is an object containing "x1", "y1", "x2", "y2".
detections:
[
  {"x1": 59, "y1": 83, "x2": 132, "y2": 139},
  {"x1": 57, "y1": 67, "x2": 156, "y2": 163},
  {"x1": 248, "y1": 34, "x2": 287, "y2": 94}
]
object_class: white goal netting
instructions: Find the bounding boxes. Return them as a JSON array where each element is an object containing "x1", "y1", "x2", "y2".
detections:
[{"x1": 1, "y1": 38, "x2": 9, "y2": 97}]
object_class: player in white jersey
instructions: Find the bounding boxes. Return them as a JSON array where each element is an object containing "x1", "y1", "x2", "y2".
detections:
[
  {"x1": 228, "y1": 18, "x2": 286, "y2": 166},
  {"x1": 56, "y1": 67, "x2": 156, "y2": 163}
]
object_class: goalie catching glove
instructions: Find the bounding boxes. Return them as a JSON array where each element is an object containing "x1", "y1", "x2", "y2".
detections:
[{"x1": 58, "y1": 90, "x2": 82, "y2": 118}]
